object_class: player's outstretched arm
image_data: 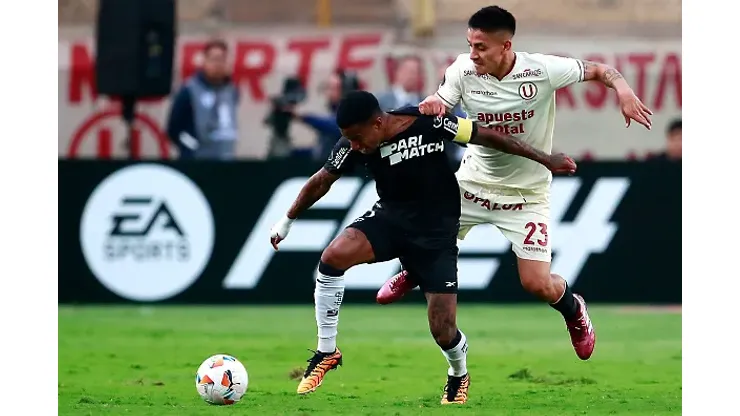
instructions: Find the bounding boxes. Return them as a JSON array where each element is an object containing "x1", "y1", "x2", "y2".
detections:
[
  {"x1": 287, "y1": 168, "x2": 340, "y2": 219},
  {"x1": 581, "y1": 60, "x2": 653, "y2": 130},
  {"x1": 270, "y1": 168, "x2": 340, "y2": 250},
  {"x1": 469, "y1": 127, "x2": 577, "y2": 175}
]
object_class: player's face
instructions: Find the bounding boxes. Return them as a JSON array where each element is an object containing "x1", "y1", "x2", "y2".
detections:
[
  {"x1": 326, "y1": 74, "x2": 343, "y2": 103},
  {"x1": 395, "y1": 58, "x2": 421, "y2": 92},
  {"x1": 203, "y1": 47, "x2": 228, "y2": 80},
  {"x1": 467, "y1": 29, "x2": 512, "y2": 74},
  {"x1": 341, "y1": 117, "x2": 384, "y2": 154}
]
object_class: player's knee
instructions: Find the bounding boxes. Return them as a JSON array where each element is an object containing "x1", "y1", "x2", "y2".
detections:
[
  {"x1": 321, "y1": 228, "x2": 373, "y2": 270},
  {"x1": 319, "y1": 245, "x2": 352, "y2": 271},
  {"x1": 320, "y1": 242, "x2": 362, "y2": 271}
]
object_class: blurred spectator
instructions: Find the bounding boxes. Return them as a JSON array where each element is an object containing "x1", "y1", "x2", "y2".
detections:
[
  {"x1": 376, "y1": 56, "x2": 423, "y2": 111},
  {"x1": 166, "y1": 40, "x2": 240, "y2": 160},
  {"x1": 291, "y1": 70, "x2": 360, "y2": 162},
  {"x1": 651, "y1": 118, "x2": 681, "y2": 161}
]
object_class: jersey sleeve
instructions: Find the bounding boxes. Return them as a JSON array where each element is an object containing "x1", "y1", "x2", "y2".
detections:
[
  {"x1": 323, "y1": 137, "x2": 359, "y2": 175},
  {"x1": 435, "y1": 56, "x2": 464, "y2": 108},
  {"x1": 538, "y1": 53, "x2": 585, "y2": 90},
  {"x1": 431, "y1": 113, "x2": 477, "y2": 144}
]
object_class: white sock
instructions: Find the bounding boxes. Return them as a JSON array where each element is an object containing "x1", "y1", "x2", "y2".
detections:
[
  {"x1": 440, "y1": 330, "x2": 468, "y2": 377},
  {"x1": 315, "y1": 269, "x2": 345, "y2": 353}
]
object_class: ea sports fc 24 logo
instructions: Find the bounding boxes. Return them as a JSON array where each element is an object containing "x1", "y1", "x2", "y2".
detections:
[
  {"x1": 80, "y1": 164, "x2": 215, "y2": 302},
  {"x1": 222, "y1": 176, "x2": 630, "y2": 291}
]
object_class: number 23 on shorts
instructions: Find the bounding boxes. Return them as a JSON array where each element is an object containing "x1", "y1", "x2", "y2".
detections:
[{"x1": 523, "y1": 222, "x2": 548, "y2": 246}]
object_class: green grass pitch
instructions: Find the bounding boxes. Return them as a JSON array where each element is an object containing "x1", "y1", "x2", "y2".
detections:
[{"x1": 59, "y1": 304, "x2": 681, "y2": 415}]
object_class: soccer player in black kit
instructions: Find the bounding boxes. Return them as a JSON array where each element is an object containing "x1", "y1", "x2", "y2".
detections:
[{"x1": 269, "y1": 91, "x2": 576, "y2": 404}]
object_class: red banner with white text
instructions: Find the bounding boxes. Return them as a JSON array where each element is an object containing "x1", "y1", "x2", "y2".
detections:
[{"x1": 58, "y1": 28, "x2": 681, "y2": 160}]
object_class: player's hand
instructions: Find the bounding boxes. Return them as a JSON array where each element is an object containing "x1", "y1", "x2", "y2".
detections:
[
  {"x1": 270, "y1": 215, "x2": 295, "y2": 251},
  {"x1": 618, "y1": 90, "x2": 653, "y2": 130},
  {"x1": 546, "y1": 153, "x2": 577, "y2": 175},
  {"x1": 418, "y1": 95, "x2": 447, "y2": 117}
]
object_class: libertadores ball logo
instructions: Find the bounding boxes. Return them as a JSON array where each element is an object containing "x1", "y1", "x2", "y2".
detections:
[{"x1": 80, "y1": 164, "x2": 215, "y2": 302}]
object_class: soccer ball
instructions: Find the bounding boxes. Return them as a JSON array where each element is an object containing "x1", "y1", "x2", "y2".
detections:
[{"x1": 195, "y1": 354, "x2": 249, "y2": 405}]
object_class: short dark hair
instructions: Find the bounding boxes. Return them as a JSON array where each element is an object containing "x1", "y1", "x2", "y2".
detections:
[
  {"x1": 468, "y1": 6, "x2": 516, "y2": 35},
  {"x1": 336, "y1": 91, "x2": 381, "y2": 129},
  {"x1": 667, "y1": 118, "x2": 681, "y2": 134},
  {"x1": 204, "y1": 39, "x2": 228, "y2": 55}
]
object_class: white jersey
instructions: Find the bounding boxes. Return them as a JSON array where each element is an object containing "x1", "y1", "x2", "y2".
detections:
[{"x1": 437, "y1": 52, "x2": 584, "y2": 197}]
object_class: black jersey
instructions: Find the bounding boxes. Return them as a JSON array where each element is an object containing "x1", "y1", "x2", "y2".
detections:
[{"x1": 323, "y1": 107, "x2": 476, "y2": 234}]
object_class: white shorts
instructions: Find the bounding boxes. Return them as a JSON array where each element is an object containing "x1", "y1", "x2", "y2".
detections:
[{"x1": 457, "y1": 180, "x2": 551, "y2": 262}]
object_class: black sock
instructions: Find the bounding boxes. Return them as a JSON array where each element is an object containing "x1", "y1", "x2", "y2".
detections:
[
  {"x1": 550, "y1": 282, "x2": 579, "y2": 321},
  {"x1": 439, "y1": 329, "x2": 463, "y2": 351}
]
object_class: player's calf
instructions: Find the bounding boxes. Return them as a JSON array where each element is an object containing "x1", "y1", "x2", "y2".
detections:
[
  {"x1": 426, "y1": 293, "x2": 469, "y2": 404},
  {"x1": 313, "y1": 227, "x2": 374, "y2": 354},
  {"x1": 297, "y1": 259, "x2": 346, "y2": 395},
  {"x1": 517, "y1": 259, "x2": 595, "y2": 360},
  {"x1": 314, "y1": 228, "x2": 373, "y2": 353},
  {"x1": 298, "y1": 228, "x2": 375, "y2": 394}
]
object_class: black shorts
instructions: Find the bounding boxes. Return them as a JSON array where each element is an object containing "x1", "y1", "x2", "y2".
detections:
[{"x1": 347, "y1": 208, "x2": 459, "y2": 294}]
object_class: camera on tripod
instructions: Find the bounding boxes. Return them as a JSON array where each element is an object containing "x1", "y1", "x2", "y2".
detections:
[
  {"x1": 337, "y1": 69, "x2": 361, "y2": 96},
  {"x1": 264, "y1": 76, "x2": 307, "y2": 139}
]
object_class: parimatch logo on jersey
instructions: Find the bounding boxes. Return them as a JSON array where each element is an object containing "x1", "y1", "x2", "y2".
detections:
[{"x1": 379, "y1": 135, "x2": 444, "y2": 165}]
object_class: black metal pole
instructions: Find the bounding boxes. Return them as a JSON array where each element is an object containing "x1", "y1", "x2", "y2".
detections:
[{"x1": 121, "y1": 96, "x2": 137, "y2": 159}]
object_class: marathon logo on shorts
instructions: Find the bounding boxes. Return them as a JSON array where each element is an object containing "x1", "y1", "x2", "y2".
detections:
[
  {"x1": 379, "y1": 135, "x2": 444, "y2": 166},
  {"x1": 463, "y1": 191, "x2": 524, "y2": 211}
]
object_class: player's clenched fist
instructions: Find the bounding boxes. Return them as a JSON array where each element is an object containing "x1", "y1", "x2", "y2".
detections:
[
  {"x1": 545, "y1": 153, "x2": 577, "y2": 175},
  {"x1": 418, "y1": 95, "x2": 447, "y2": 116},
  {"x1": 270, "y1": 215, "x2": 295, "y2": 250}
]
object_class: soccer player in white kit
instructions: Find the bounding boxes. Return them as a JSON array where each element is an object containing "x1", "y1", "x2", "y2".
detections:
[{"x1": 376, "y1": 6, "x2": 653, "y2": 361}]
